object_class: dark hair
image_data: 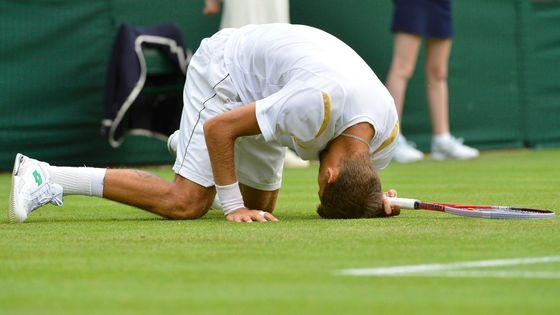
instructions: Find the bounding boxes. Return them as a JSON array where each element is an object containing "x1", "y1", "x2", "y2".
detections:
[{"x1": 317, "y1": 153, "x2": 385, "y2": 219}]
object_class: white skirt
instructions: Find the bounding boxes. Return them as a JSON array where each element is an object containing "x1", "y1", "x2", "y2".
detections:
[{"x1": 220, "y1": 0, "x2": 290, "y2": 29}]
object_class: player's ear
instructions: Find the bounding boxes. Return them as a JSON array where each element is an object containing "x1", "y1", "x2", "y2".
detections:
[{"x1": 326, "y1": 167, "x2": 339, "y2": 184}]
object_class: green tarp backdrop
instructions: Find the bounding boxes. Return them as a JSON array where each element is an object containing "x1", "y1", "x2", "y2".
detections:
[{"x1": 0, "y1": 0, "x2": 559, "y2": 170}]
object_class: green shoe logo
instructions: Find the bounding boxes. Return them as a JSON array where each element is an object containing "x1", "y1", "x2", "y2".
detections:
[{"x1": 32, "y1": 170, "x2": 43, "y2": 186}]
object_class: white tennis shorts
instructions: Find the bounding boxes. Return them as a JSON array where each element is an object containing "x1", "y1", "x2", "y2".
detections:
[{"x1": 172, "y1": 29, "x2": 285, "y2": 191}]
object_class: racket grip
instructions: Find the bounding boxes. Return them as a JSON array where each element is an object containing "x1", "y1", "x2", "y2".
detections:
[{"x1": 388, "y1": 197, "x2": 419, "y2": 209}]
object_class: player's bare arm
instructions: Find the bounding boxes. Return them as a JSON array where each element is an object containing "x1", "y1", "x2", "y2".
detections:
[{"x1": 203, "y1": 103, "x2": 279, "y2": 222}]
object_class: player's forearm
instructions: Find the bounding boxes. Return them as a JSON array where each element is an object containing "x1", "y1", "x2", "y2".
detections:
[
  {"x1": 204, "y1": 116, "x2": 244, "y2": 216},
  {"x1": 203, "y1": 103, "x2": 279, "y2": 222},
  {"x1": 203, "y1": 103, "x2": 261, "y2": 186},
  {"x1": 203, "y1": 103, "x2": 262, "y2": 217},
  {"x1": 203, "y1": 119, "x2": 237, "y2": 186}
]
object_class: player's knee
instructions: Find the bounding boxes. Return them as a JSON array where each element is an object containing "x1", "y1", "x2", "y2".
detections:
[
  {"x1": 165, "y1": 200, "x2": 208, "y2": 220},
  {"x1": 159, "y1": 189, "x2": 210, "y2": 220},
  {"x1": 170, "y1": 206, "x2": 207, "y2": 220}
]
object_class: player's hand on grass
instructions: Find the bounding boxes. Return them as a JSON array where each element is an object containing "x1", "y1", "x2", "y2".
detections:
[
  {"x1": 382, "y1": 189, "x2": 400, "y2": 217},
  {"x1": 226, "y1": 208, "x2": 279, "y2": 223}
]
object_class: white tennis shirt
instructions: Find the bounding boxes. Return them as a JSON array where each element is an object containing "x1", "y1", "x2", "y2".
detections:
[{"x1": 224, "y1": 24, "x2": 399, "y2": 169}]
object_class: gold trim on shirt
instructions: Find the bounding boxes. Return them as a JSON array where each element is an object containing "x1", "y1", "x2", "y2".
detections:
[
  {"x1": 374, "y1": 122, "x2": 400, "y2": 154},
  {"x1": 315, "y1": 91, "x2": 331, "y2": 138}
]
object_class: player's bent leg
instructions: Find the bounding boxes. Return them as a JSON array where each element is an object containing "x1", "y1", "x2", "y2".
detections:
[
  {"x1": 164, "y1": 175, "x2": 216, "y2": 219},
  {"x1": 102, "y1": 170, "x2": 215, "y2": 220},
  {"x1": 239, "y1": 184, "x2": 279, "y2": 213}
]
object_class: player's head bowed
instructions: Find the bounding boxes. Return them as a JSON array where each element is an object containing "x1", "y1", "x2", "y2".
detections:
[{"x1": 317, "y1": 152, "x2": 385, "y2": 219}]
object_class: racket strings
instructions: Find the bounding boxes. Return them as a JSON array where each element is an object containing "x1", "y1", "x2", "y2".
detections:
[{"x1": 444, "y1": 206, "x2": 554, "y2": 219}]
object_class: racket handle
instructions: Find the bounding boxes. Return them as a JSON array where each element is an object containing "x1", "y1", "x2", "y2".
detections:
[{"x1": 388, "y1": 197, "x2": 419, "y2": 209}]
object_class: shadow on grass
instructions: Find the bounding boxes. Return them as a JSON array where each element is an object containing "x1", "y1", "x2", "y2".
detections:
[
  {"x1": 1, "y1": 217, "x2": 163, "y2": 225},
  {"x1": 1, "y1": 212, "x2": 470, "y2": 225}
]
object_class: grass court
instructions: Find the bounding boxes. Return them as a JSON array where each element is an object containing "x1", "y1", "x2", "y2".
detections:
[{"x1": 1, "y1": 149, "x2": 559, "y2": 314}]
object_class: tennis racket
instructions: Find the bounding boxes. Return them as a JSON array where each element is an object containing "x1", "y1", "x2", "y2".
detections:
[{"x1": 388, "y1": 197, "x2": 555, "y2": 219}]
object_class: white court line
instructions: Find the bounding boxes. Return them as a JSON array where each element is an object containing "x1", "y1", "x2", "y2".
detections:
[
  {"x1": 338, "y1": 256, "x2": 560, "y2": 279},
  {"x1": 428, "y1": 270, "x2": 560, "y2": 279}
]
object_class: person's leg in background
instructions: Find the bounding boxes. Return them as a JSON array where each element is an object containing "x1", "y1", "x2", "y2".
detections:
[
  {"x1": 385, "y1": 32, "x2": 424, "y2": 163},
  {"x1": 425, "y1": 38, "x2": 451, "y2": 136},
  {"x1": 425, "y1": 38, "x2": 479, "y2": 160}
]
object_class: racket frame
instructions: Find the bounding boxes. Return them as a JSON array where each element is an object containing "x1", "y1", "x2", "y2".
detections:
[{"x1": 388, "y1": 197, "x2": 555, "y2": 219}]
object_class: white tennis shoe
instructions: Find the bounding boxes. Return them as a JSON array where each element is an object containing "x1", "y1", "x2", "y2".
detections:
[
  {"x1": 167, "y1": 130, "x2": 179, "y2": 157},
  {"x1": 8, "y1": 153, "x2": 63, "y2": 223},
  {"x1": 393, "y1": 135, "x2": 424, "y2": 163},
  {"x1": 431, "y1": 136, "x2": 479, "y2": 160},
  {"x1": 283, "y1": 149, "x2": 310, "y2": 168}
]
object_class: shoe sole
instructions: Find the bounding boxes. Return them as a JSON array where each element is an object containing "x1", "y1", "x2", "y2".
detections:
[
  {"x1": 430, "y1": 152, "x2": 447, "y2": 161},
  {"x1": 8, "y1": 153, "x2": 24, "y2": 223},
  {"x1": 393, "y1": 156, "x2": 424, "y2": 163},
  {"x1": 431, "y1": 152, "x2": 479, "y2": 161}
]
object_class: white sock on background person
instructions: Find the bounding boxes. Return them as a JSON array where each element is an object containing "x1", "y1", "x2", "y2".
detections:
[{"x1": 46, "y1": 166, "x2": 106, "y2": 197}]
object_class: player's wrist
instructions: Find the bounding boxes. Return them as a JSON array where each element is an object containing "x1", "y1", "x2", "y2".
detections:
[{"x1": 215, "y1": 182, "x2": 245, "y2": 215}]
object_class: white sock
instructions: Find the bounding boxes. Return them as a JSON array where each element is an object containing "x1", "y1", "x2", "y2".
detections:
[
  {"x1": 211, "y1": 195, "x2": 223, "y2": 210},
  {"x1": 433, "y1": 133, "x2": 452, "y2": 144},
  {"x1": 47, "y1": 166, "x2": 106, "y2": 197}
]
